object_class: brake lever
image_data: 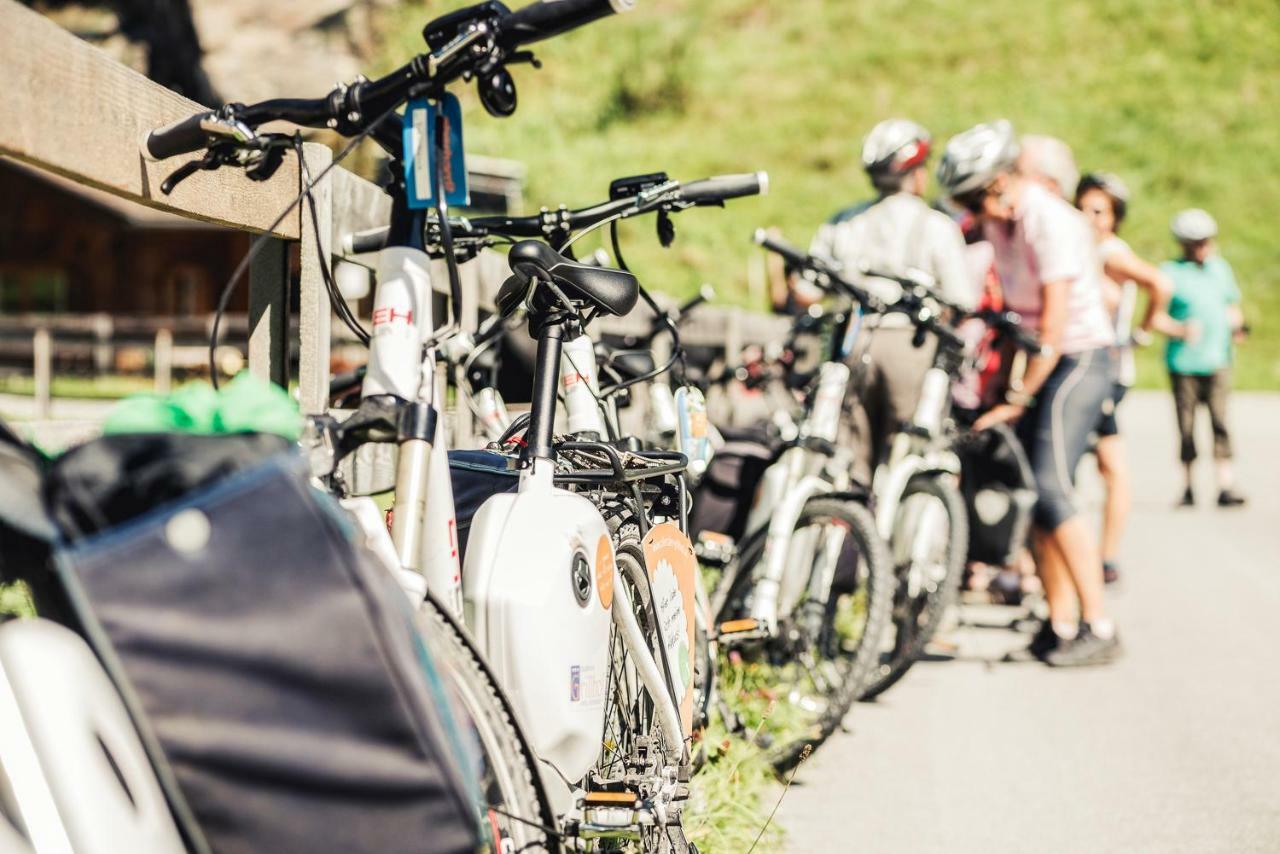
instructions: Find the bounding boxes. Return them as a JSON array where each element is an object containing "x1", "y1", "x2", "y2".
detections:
[{"x1": 159, "y1": 158, "x2": 208, "y2": 195}]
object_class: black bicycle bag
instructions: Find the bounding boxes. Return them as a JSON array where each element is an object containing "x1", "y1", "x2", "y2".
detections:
[{"x1": 46, "y1": 435, "x2": 483, "y2": 854}]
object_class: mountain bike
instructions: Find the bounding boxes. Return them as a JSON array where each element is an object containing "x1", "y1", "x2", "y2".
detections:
[
  {"x1": 390, "y1": 171, "x2": 764, "y2": 847},
  {"x1": 693, "y1": 230, "x2": 894, "y2": 771},
  {"x1": 144, "y1": 2, "x2": 638, "y2": 850}
]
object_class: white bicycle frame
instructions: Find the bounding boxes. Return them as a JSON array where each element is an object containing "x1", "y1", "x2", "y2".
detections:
[
  {"x1": 740, "y1": 359, "x2": 856, "y2": 634},
  {"x1": 872, "y1": 363, "x2": 961, "y2": 597}
]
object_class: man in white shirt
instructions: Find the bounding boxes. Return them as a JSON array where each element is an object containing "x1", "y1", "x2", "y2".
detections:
[{"x1": 809, "y1": 118, "x2": 978, "y2": 483}]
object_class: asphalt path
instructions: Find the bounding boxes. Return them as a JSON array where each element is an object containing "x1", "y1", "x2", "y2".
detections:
[{"x1": 777, "y1": 391, "x2": 1280, "y2": 853}]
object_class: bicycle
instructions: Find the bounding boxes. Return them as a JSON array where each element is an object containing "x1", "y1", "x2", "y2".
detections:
[
  {"x1": 690, "y1": 230, "x2": 894, "y2": 771},
  {"x1": 145, "y1": 2, "x2": 639, "y2": 850}
]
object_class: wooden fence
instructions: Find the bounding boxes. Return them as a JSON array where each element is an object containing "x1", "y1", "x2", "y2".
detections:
[{"x1": 0, "y1": 0, "x2": 787, "y2": 435}]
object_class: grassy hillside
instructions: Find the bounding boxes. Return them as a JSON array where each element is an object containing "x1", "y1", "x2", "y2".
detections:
[{"x1": 376, "y1": 0, "x2": 1280, "y2": 388}]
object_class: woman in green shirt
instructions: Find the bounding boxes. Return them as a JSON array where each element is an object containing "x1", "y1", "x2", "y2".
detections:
[{"x1": 1161, "y1": 209, "x2": 1248, "y2": 508}]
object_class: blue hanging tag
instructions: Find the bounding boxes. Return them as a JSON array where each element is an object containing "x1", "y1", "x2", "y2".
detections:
[
  {"x1": 438, "y1": 93, "x2": 470, "y2": 207},
  {"x1": 402, "y1": 94, "x2": 469, "y2": 210},
  {"x1": 402, "y1": 96, "x2": 434, "y2": 210}
]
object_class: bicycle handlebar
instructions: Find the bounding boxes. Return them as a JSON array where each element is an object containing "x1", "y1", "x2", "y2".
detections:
[
  {"x1": 677, "y1": 171, "x2": 769, "y2": 205},
  {"x1": 338, "y1": 172, "x2": 768, "y2": 252},
  {"x1": 504, "y1": 0, "x2": 635, "y2": 43},
  {"x1": 143, "y1": 0, "x2": 634, "y2": 161}
]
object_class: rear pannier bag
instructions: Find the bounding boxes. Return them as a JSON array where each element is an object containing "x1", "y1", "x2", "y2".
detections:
[
  {"x1": 688, "y1": 428, "x2": 776, "y2": 543},
  {"x1": 955, "y1": 423, "x2": 1037, "y2": 567},
  {"x1": 447, "y1": 449, "x2": 518, "y2": 562},
  {"x1": 47, "y1": 436, "x2": 482, "y2": 854}
]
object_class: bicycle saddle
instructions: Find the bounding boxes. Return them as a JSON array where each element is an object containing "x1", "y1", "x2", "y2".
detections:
[{"x1": 497, "y1": 240, "x2": 639, "y2": 319}]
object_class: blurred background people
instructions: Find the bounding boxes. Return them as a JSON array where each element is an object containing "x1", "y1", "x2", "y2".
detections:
[
  {"x1": 809, "y1": 118, "x2": 977, "y2": 484},
  {"x1": 1016, "y1": 134, "x2": 1080, "y2": 200},
  {"x1": 1075, "y1": 172, "x2": 1172, "y2": 583},
  {"x1": 938, "y1": 121, "x2": 1120, "y2": 666},
  {"x1": 1161, "y1": 209, "x2": 1249, "y2": 508}
]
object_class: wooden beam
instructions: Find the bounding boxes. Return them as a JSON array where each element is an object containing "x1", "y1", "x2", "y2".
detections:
[
  {"x1": 0, "y1": 0, "x2": 301, "y2": 238},
  {"x1": 330, "y1": 167, "x2": 392, "y2": 250},
  {"x1": 247, "y1": 238, "x2": 289, "y2": 386},
  {"x1": 298, "y1": 143, "x2": 335, "y2": 414}
]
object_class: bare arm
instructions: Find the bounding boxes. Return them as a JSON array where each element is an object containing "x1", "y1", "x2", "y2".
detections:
[
  {"x1": 1015, "y1": 278, "x2": 1068, "y2": 398},
  {"x1": 1103, "y1": 250, "x2": 1172, "y2": 333},
  {"x1": 973, "y1": 278, "x2": 1068, "y2": 430}
]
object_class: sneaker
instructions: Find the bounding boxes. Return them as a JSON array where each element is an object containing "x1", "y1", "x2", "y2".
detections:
[
  {"x1": 1178, "y1": 487, "x2": 1195, "y2": 507},
  {"x1": 1025, "y1": 621, "x2": 1061, "y2": 660},
  {"x1": 1044, "y1": 623, "x2": 1122, "y2": 667},
  {"x1": 1217, "y1": 489, "x2": 1247, "y2": 508},
  {"x1": 1102, "y1": 561, "x2": 1120, "y2": 585}
]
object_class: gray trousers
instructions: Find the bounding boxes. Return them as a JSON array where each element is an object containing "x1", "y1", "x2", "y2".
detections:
[
  {"x1": 845, "y1": 327, "x2": 936, "y2": 486},
  {"x1": 1171, "y1": 369, "x2": 1233, "y2": 463}
]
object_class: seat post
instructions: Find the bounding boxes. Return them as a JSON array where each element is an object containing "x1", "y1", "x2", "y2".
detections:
[{"x1": 521, "y1": 318, "x2": 566, "y2": 468}]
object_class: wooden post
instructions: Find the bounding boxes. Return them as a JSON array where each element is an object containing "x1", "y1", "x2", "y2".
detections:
[
  {"x1": 32, "y1": 326, "x2": 51, "y2": 419},
  {"x1": 92, "y1": 312, "x2": 113, "y2": 376},
  {"x1": 248, "y1": 237, "x2": 289, "y2": 387},
  {"x1": 298, "y1": 143, "x2": 334, "y2": 414},
  {"x1": 154, "y1": 327, "x2": 173, "y2": 394}
]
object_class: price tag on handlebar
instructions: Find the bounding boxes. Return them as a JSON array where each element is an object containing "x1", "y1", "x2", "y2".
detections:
[{"x1": 402, "y1": 94, "x2": 470, "y2": 210}]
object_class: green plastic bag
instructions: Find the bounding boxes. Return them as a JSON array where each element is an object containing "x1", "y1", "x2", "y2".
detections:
[{"x1": 102, "y1": 374, "x2": 302, "y2": 440}]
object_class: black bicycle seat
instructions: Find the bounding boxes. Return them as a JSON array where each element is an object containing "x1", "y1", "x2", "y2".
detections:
[{"x1": 497, "y1": 240, "x2": 639, "y2": 319}]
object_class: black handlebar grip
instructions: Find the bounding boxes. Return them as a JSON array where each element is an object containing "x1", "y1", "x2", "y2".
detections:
[
  {"x1": 679, "y1": 171, "x2": 769, "y2": 205},
  {"x1": 143, "y1": 112, "x2": 216, "y2": 161},
  {"x1": 752, "y1": 228, "x2": 811, "y2": 268},
  {"x1": 503, "y1": 0, "x2": 634, "y2": 45},
  {"x1": 343, "y1": 227, "x2": 391, "y2": 255}
]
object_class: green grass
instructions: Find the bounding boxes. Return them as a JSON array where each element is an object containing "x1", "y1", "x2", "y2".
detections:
[
  {"x1": 375, "y1": 0, "x2": 1280, "y2": 388},
  {"x1": 0, "y1": 374, "x2": 155, "y2": 400},
  {"x1": 0, "y1": 583, "x2": 35, "y2": 619},
  {"x1": 683, "y1": 720, "x2": 785, "y2": 852}
]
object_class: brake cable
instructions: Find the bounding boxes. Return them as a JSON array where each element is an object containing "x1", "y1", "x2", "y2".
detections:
[{"x1": 206, "y1": 102, "x2": 402, "y2": 389}]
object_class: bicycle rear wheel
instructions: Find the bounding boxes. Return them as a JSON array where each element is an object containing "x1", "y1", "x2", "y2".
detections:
[
  {"x1": 417, "y1": 592, "x2": 560, "y2": 853},
  {"x1": 859, "y1": 474, "x2": 968, "y2": 700},
  {"x1": 717, "y1": 497, "x2": 892, "y2": 771}
]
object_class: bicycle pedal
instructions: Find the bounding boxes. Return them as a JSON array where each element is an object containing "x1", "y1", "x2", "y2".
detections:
[
  {"x1": 577, "y1": 791, "x2": 647, "y2": 841},
  {"x1": 694, "y1": 531, "x2": 736, "y2": 566},
  {"x1": 717, "y1": 617, "x2": 768, "y2": 645}
]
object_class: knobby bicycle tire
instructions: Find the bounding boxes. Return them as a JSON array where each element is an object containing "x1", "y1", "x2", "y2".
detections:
[
  {"x1": 417, "y1": 592, "x2": 561, "y2": 853},
  {"x1": 858, "y1": 474, "x2": 968, "y2": 701}
]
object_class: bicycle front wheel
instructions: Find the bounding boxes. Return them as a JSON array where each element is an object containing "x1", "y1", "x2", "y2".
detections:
[
  {"x1": 859, "y1": 473, "x2": 968, "y2": 701},
  {"x1": 417, "y1": 593, "x2": 560, "y2": 853},
  {"x1": 718, "y1": 497, "x2": 892, "y2": 771}
]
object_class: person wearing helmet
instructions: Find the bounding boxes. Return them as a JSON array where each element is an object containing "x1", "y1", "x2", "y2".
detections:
[
  {"x1": 1161, "y1": 209, "x2": 1247, "y2": 508},
  {"x1": 1075, "y1": 173, "x2": 1173, "y2": 584},
  {"x1": 1018, "y1": 134, "x2": 1080, "y2": 200},
  {"x1": 938, "y1": 121, "x2": 1119, "y2": 667},
  {"x1": 809, "y1": 118, "x2": 977, "y2": 484}
]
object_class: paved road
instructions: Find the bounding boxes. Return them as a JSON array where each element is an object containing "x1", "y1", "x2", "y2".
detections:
[{"x1": 778, "y1": 391, "x2": 1280, "y2": 854}]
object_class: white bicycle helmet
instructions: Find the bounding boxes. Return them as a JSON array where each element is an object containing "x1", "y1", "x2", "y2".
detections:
[
  {"x1": 936, "y1": 120, "x2": 1020, "y2": 197},
  {"x1": 862, "y1": 119, "x2": 932, "y2": 190},
  {"x1": 1170, "y1": 208, "x2": 1218, "y2": 243}
]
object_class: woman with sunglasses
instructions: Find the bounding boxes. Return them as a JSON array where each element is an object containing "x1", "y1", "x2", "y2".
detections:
[{"x1": 937, "y1": 121, "x2": 1120, "y2": 667}]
